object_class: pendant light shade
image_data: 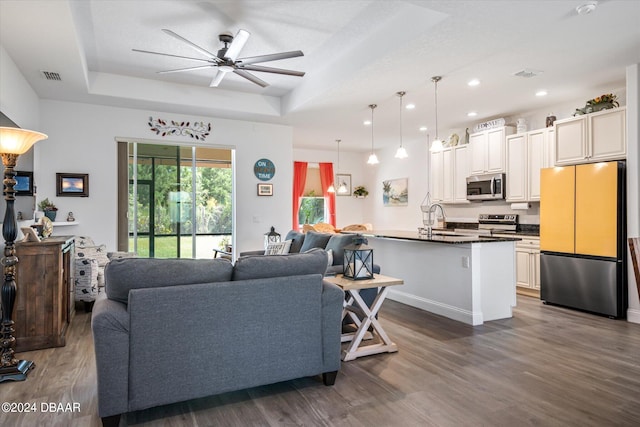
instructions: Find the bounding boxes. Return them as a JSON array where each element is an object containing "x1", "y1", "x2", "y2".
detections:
[
  {"x1": 395, "y1": 91, "x2": 408, "y2": 159},
  {"x1": 366, "y1": 104, "x2": 379, "y2": 165},
  {"x1": 429, "y1": 76, "x2": 443, "y2": 152}
]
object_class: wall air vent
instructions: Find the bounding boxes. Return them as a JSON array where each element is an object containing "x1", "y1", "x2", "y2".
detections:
[
  {"x1": 41, "y1": 71, "x2": 62, "y2": 81},
  {"x1": 513, "y1": 69, "x2": 543, "y2": 78}
]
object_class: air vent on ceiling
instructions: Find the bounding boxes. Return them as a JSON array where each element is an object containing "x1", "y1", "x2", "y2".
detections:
[
  {"x1": 513, "y1": 69, "x2": 543, "y2": 78},
  {"x1": 41, "y1": 71, "x2": 62, "y2": 81}
]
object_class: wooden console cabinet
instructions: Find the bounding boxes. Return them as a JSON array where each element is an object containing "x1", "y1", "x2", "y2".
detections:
[{"x1": 14, "y1": 236, "x2": 75, "y2": 352}]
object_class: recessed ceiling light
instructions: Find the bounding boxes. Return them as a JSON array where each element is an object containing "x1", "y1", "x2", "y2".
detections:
[
  {"x1": 468, "y1": 79, "x2": 480, "y2": 87},
  {"x1": 405, "y1": 103, "x2": 415, "y2": 110},
  {"x1": 536, "y1": 90, "x2": 548, "y2": 97},
  {"x1": 419, "y1": 126, "x2": 428, "y2": 132},
  {"x1": 363, "y1": 120, "x2": 371, "y2": 125},
  {"x1": 467, "y1": 112, "x2": 478, "y2": 117}
]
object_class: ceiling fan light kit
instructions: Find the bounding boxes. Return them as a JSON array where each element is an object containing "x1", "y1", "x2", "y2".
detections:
[{"x1": 134, "y1": 28, "x2": 305, "y2": 88}]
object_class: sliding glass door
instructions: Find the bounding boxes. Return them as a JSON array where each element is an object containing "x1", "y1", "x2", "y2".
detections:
[{"x1": 123, "y1": 142, "x2": 233, "y2": 259}]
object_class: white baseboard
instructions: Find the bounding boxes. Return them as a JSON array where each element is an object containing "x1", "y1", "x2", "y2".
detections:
[
  {"x1": 387, "y1": 289, "x2": 482, "y2": 326},
  {"x1": 627, "y1": 307, "x2": 640, "y2": 324}
]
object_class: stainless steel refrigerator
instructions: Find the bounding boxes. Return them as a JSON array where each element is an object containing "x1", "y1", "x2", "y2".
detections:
[{"x1": 540, "y1": 161, "x2": 627, "y2": 318}]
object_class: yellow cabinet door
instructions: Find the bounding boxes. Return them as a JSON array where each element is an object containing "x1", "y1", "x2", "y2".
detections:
[
  {"x1": 575, "y1": 162, "x2": 618, "y2": 257},
  {"x1": 540, "y1": 166, "x2": 575, "y2": 253}
]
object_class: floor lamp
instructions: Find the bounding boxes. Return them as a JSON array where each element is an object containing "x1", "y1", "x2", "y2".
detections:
[{"x1": 0, "y1": 126, "x2": 48, "y2": 382}]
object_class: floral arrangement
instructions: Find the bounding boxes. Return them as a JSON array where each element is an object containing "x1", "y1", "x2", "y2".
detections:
[
  {"x1": 587, "y1": 93, "x2": 619, "y2": 107},
  {"x1": 353, "y1": 186, "x2": 369, "y2": 197},
  {"x1": 38, "y1": 198, "x2": 57, "y2": 211}
]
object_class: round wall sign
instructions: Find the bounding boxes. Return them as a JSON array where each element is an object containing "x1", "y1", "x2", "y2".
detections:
[{"x1": 254, "y1": 158, "x2": 276, "y2": 181}]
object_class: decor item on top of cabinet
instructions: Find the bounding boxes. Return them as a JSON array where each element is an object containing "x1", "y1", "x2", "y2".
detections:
[
  {"x1": 448, "y1": 133, "x2": 459, "y2": 146},
  {"x1": 38, "y1": 197, "x2": 58, "y2": 221},
  {"x1": 353, "y1": 186, "x2": 369, "y2": 198},
  {"x1": 516, "y1": 118, "x2": 527, "y2": 134},
  {"x1": 573, "y1": 93, "x2": 619, "y2": 116},
  {"x1": 148, "y1": 117, "x2": 211, "y2": 141},
  {"x1": 546, "y1": 113, "x2": 557, "y2": 127},
  {"x1": 382, "y1": 178, "x2": 408, "y2": 207},
  {"x1": 57, "y1": 173, "x2": 89, "y2": 197},
  {"x1": 472, "y1": 118, "x2": 505, "y2": 133}
]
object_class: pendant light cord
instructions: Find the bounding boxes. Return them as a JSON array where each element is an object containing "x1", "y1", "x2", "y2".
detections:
[
  {"x1": 432, "y1": 76, "x2": 441, "y2": 141},
  {"x1": 399, "y1": 92, "x2": 404, "y2": 148},
  {"x1": 369, "y1": 104, "x2": 377, "y2": 153}
]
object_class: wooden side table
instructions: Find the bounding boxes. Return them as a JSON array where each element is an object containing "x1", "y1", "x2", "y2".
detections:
[{"x1": 324, "y1": 274, "x2": 403, "y2": 361}]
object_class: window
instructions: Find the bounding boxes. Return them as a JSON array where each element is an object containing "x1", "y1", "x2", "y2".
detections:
[{"x1": 299, "y1": 166, "x2": 329, "y2": 226}]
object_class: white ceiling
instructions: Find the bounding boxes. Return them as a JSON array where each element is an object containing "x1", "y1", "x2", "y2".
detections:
[{"x1": 1, "y1": 0, "x2": 639, "y2": 152}]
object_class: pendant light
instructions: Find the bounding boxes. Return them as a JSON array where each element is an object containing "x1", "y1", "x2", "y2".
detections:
[
  {"x1": 366, "y1": 104, "x2": 379, "y2": 165},
  {"x1": 429, "y1": 76, "x2": 443, "y2": 152},
  {"x1": 395, "y1": 91, "x2": 408, "y2": 159},
  {"x1": 328, "y1": 138, "x2": 336, "y2": 193},
  {"x1": 335, "y1": 139, "x2": 348, "y2": 194}
]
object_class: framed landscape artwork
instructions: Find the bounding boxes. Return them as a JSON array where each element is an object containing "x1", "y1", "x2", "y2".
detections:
[
  {"x1": 382, "y1": 178, "x2": 408, "y2": 207},
  {"x1": 56, "y1": 173, "x2": 89, "y2": 197},
  {"x1": 14, "y1": 171, "x2": 34, "y2": 196}
]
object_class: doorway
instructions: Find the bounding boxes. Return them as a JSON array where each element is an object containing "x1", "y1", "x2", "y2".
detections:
[{"x1": 119, "y1": 141, "x2": 233, "y2": 259}]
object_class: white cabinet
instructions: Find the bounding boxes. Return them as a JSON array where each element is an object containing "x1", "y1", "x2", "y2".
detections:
[
  {"x1": 515, "y1": 236, "x2": 540, "y2": 291},
  {"x1": 469, "y1": 126, "x2": 514, "y2": 175},
  {"x1": 430, "y1": 145, "x2": 469, "y2": 204},
  {"x1": 506, "y1": 128, "x2": 551, "y2": 202},
  {"x1": 555, "y1": 107, "x2": 626, "y2": 165}
]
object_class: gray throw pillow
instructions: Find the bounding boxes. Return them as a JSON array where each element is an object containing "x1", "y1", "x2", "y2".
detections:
[
  {"x1": 232, "y1": 249, "x2": 328, "y2": 281},
  {"x1": 324, "y1": 233, "x2": 355, "y2": 266},
  {"x1": 284, "y1": 230, "x2": 305, "y2": 253},
  {"x1": 299, "y1": 230, "x2": 332, "y2": 253}
]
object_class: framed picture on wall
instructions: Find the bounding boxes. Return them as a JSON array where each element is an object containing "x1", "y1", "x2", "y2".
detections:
[
  {"x1": 257, "y1": 183, "x2": 273, "y2": 196},
  {"x1": 336, "y1": 174, "x2": 352, "y2": 196},
  {"x1": 14, "y1": 171, "x2": 34, "y2": 196},
  {"x1": 56, "y1": 173, "x2": 89, "y2": 197}
]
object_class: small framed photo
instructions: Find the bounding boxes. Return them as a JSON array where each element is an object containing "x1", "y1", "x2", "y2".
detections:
[
  {"x1": 257, "y1": 183, "x2": 273, "y2": 196},
  {"x1": 14, "y1": 171, "x2": 34, "y2": 196},
  {"x1": 336, "y1": 173, "x2": 352, "y2": 196},
  {"x1": 56, "y1": 173, "x2": 89, "y2": 197}
]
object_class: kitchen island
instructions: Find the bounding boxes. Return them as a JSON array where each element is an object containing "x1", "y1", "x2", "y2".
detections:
[{"x1": 360, "y1": 230, "x2": 519, "y2": 325}]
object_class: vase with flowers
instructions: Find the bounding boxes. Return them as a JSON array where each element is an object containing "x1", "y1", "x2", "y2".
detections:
[
  {"x1": 38, "y1": 198, "x2": 58, "y2": 221},
  {"x1": 574, "y1": 93, "x2": 619, "y2": 116}
]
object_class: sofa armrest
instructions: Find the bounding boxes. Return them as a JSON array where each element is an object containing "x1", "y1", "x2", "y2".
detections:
[
  {"x1": 91, "y1": 296, "x2": 130, "y2": 418},
  {"x1": 321, "y1": 280, "x2": 344, "y2": 371}
]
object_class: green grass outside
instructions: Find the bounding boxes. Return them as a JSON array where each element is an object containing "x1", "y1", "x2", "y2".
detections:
[{"x1": 129, "y1": 235, "x2": 230, "y2": 259}]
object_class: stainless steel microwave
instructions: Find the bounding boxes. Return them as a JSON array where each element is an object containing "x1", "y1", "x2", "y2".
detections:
[{"x1": 466, "y1": 173, "x2": 506, "y2": 201}]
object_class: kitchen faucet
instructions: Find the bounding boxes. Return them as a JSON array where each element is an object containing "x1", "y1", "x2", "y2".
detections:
[{"x1": 426, "y1": 203, "x2": 446, "y2": 236}]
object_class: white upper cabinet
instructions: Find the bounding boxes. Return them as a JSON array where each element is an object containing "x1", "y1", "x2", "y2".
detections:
[
  {"x1": 453, "y1": 145, "x2": 469, "y2": 203},
  {"x1": 469, "y1": 126, "x2": 514, "y2": 175},
  {"x1": 430, "y1": 145, "x2": 469, "y2": 204},
  {"x1": 430, "y1": 150, "x2": 443, "y2": 202},
  {"x1": 506, "y1": 127, "x2": 551, "y2": 202},
  {"x1": 555, "y1": 107, "x2": 626, "y2": 165}
]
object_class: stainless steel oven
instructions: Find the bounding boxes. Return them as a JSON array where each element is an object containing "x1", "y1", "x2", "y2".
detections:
[{"x1": 466, "y1": 173, "x2": 505, "y2": 201}]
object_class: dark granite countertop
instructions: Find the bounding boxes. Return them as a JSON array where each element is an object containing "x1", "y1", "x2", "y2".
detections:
[{"x1": 359, "y1": 230, "x2": 521, "y2": 245}]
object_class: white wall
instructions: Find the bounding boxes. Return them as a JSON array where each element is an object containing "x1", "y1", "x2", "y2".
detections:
[
  {"x1": 37, "y1": 100, "x2": 293, "y2": 255},
  {"x1": 626, "y1": 64, "x2": 640, "y2": 324}
]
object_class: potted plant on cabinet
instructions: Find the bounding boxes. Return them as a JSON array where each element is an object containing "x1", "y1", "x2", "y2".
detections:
[
  {"x1": 353, "y1": 186, "x2": 369, "y2": 198},
  {"x1": 38, "y1": 198, "x2": 58, "y2": 221}
]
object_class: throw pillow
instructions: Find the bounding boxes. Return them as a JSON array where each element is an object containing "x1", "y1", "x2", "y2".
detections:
[
  {"x1": 325, "y1": 233, "x2": 355, "y2": 266},
  {"x1": 284, "y1": 230, "x2": 305, "y2": 253},
  {"x1": 264, "y1": 240, "x2": 292, "y2": 255},
  {"x1": 299, "y1": 230, "x2": 332, "y2": 253},
  {"x1": 326, "y1": 249, "x2": 333, "y2": 268}
]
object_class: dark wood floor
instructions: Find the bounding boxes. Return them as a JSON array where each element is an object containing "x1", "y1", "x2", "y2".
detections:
[{"x1": 2, "y1": 296, "x2": 640, "y2": 426}]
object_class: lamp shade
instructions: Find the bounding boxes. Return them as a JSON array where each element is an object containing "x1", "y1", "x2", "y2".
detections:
[
  {"x1": 0, "y1": 127, "x2": 48, "y2": 154},
  {"x1": 343, "y1": 235, "x2": 374, "y2": 280}
]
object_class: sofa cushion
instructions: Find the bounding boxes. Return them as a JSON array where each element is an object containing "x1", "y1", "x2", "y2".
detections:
[
  {"x1": 324, "y1": 233, "x2": 355, "y2": 266},
  {"x1": 284, "y1": 230, "x2": 305, "y2": 253},
  {"x1": 264, "y1": 239, "x2": 292, "y2": 255},
  {"x1": 232, "y1": 249, "x2": 328, "y2": 281},
  {"x1": 105, "y1": 258, "x2": 234, "y2": 304},
  {"x1": 299, "y1": 231, "x2": 332, "y2": 253}
]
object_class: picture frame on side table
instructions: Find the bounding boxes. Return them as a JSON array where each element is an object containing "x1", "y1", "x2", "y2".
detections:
[
  {"x1": 257, "y1": 183, "x2": 273, "y2": 196},
  {"x1": 14, "y1": 171, "x2": 34, "y2": 196},
  {"x1": 56, "y1": 173, "x2": 89, "y2": 197}
]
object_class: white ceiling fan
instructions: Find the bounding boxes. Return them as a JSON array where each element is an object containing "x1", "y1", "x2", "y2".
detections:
[{"x1": 133, "y1": 29, "x2": 305, "y2": 88}]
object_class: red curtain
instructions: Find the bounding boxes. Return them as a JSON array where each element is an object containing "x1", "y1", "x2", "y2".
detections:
[
  {"x1": 292, "y1": 161, "x2": 308, "y2": 230},
  {"x1": 319, "y1": 162, "x2": 336, "y2": 227}
]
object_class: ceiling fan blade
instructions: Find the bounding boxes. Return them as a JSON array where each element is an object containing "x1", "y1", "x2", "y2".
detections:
[
  {"x1": 239, "y1": 64, "x2": 305, "y2": 77},
  {"x1": 210, "y1": 70, "x2": 228, "y2": 87},
  {"x1": 157, "y1": 64, "x2": 217, "y2": 74},
  {"x1": 162, "y1": 29, "x2": 221, "y2": 62},
  {"x1": 224, "y1": 29, "x2": 250, "y2": 61},
  {"x1": 237, "y1": 50, "x2": 303, "y2": 65},
  {"x1": 132, "y1": 49, "x2": 213, "y2": 63},
  {"x1": 233, "y1": 69, "x2": 269, "y2": 87}
]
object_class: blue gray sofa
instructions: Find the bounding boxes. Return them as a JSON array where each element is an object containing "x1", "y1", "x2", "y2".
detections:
[{"x1": 91, "y1": 250, "x2": 343, "y2": 427}]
